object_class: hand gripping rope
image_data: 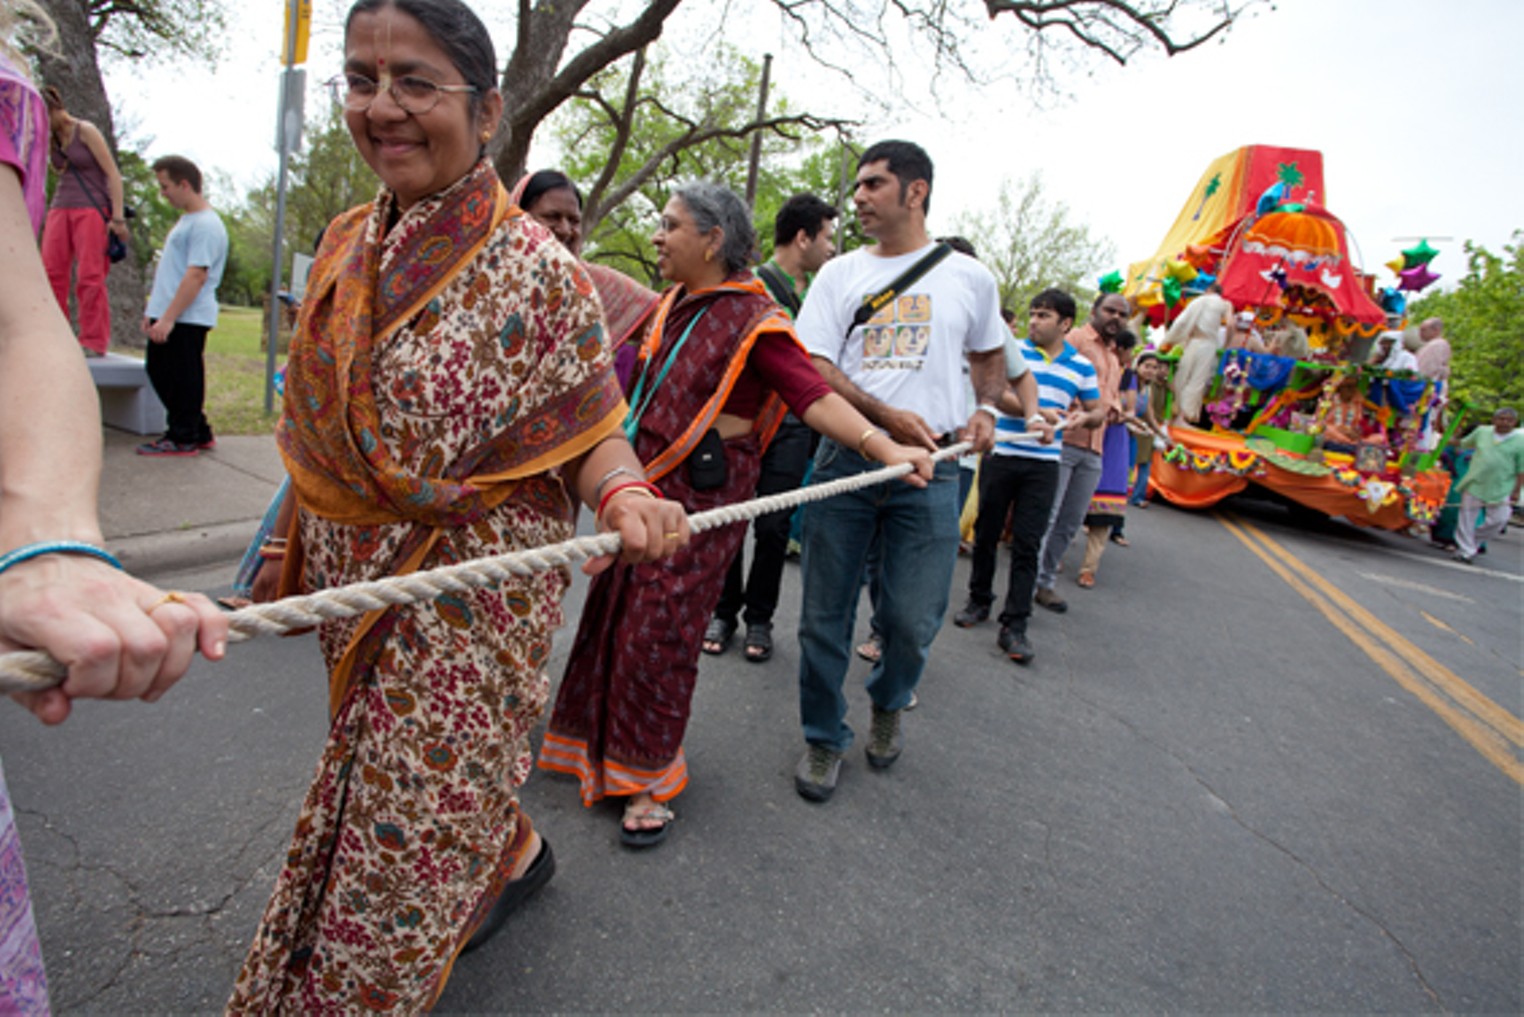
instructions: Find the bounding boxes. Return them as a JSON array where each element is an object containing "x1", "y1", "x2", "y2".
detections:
[{"x1": 0, "y1": 441, "x2": 1016, "y2": 694}]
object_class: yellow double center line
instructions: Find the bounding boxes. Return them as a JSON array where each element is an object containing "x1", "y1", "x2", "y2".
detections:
[{"x1": 1216, "y1": 511, "x2": 1523, "y2": 785}]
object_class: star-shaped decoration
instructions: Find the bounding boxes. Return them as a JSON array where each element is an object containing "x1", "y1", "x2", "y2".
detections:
[{"x1": 1276, "y1": 161, "x2": 1305, "y2": 189}]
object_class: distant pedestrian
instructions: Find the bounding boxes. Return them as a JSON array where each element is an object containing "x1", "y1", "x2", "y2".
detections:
[
  {"x1": 1128, "y1": 350, "x2": 1166, "y2": 507},
  {"x1": 41, "y1": 85, "x2": 129, "y2": 357},
  {"x1": 1374, "y1": 329, "x2": 1418, "y2": 373},
  {"x1": 1415, "y1": 317, "x2": 1451, "y2": 382},
  {"x1": 1452, "y1": 408, "x2": 1524, "y2": 564},
  {"x1": 1166, "y1": 292, "x2": 1228, "y2": 426},
  {"x1": 137, "y1": 155, "x2": 227, "y2": 456},
  {"x1": 1078, "y1": 331, "x2": 1138, "y2": 586}
]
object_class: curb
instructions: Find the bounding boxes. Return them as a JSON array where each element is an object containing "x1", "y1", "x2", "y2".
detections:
[{"x1": 108, "y1": 518, "x2": 259, "y2": 581}]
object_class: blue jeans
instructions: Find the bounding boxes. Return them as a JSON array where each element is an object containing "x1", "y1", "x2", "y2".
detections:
[
  {"x1": 797, "y1": 439, "x2": 961, "y2": 751},
  {"x1": 1130, "y1": 458, "x2": 1152, "y2": 505}
]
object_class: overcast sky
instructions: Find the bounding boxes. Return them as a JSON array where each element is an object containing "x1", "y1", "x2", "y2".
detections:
[{"x1": 108, "y1": 0, "x2": 1521, "y2": 291}]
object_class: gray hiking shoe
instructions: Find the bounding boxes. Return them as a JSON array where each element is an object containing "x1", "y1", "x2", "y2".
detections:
[
  {"x1": 795, "y1": 744, "x2": 843, "y2": 802},
  {"x1": 865, "y1": 706, "x2": 903, "y2": 769}
]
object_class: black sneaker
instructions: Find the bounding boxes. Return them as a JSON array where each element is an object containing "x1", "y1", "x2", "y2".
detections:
[
  {"x1": 136, "y1": 437, "x2": 199, "y2": 457},
  {"x1": 953, "y1": 600, "x2": 990, "y2": 628},
  {"x1": 998, "y1": 626, "x2": 1034, "y2": 665}
]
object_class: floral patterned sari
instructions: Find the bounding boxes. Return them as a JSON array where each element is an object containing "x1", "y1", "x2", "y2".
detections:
[{"x1": 227, "y1": 162, "x2": 625, "y2": 1013}]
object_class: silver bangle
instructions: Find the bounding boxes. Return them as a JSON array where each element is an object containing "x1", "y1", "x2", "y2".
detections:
[{"x1": 593, "y1": 465, "x2": 643, "y2": 502}]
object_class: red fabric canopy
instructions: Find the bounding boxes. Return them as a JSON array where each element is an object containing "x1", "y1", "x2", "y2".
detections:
[{"x1": 1218, "y1": 204, "x2": 1386, "y2": 324}]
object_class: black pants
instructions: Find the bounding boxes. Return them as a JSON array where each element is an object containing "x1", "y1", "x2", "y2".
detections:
[
  {"x1": 715, "y1": 417, "x2": 816, "y2": 627},
  {"x1": 966, "y1": 453, "x2": 1060, "y2": 630},
  {"x1": 144, "y1": 321, "x2": 212, "y2": 445}
]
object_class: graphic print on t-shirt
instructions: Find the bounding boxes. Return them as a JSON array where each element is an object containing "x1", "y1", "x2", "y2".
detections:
[{"x1": 861, "y1": 293, "x2": 932, "y2": 372}]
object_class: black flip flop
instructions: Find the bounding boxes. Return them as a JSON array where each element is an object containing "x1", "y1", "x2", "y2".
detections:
[
  {"x1": 743, "y1": 623, "x2": 773, "y2": 663},
  {"x1": 701, "y1": 617, "x2": 735, "y2": 655},
  {"x1": 620, "y1": 803, "x2": 675, "y2": 849}
]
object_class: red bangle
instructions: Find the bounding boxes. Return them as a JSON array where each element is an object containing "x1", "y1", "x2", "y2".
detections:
[{"x1": 596, "y1": 480, "x2": 662, "y2": 522}]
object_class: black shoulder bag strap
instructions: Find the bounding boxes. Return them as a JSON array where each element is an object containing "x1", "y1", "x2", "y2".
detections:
[
  {"x1": 756, "y1": 261, "x2": 802, "y2": 317},
  {"x1": 66, "y1": 161, "x2": 111, "y2": 224},
  {"x1": 843, "y1": 241, "x2": 953, "y2": 341},
  {"x1": 57, "y1": 130, "x2": 134, "y2": 224}
]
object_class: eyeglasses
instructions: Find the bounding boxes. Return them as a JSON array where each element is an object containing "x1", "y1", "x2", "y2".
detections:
[{"x1": 325, "y1": 72, "x2": 478, "y2": 115}]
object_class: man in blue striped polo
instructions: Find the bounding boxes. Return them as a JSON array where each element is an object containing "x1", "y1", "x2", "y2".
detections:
[{"x1": 953, "y1": 288, "x2": 1103, "y2": 664}]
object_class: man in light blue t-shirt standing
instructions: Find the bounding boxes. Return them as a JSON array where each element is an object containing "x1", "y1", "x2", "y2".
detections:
[{"x1": 138, "y1": 155, "x2": 227, "y2": 456}]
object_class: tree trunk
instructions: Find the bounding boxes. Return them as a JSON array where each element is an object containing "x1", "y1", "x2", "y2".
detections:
[{"x1": 35, "y1": 0, "x2": 147, "y2": 350}]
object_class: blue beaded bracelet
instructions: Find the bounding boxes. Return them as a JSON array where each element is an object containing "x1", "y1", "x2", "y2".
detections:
[{"x1": 0, "y1": 541, "x2": 123, "y2": 578}]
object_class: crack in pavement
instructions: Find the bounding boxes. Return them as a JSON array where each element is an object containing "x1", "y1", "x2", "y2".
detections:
[
  {"x1": 1070, "y1": 691, "x2": 1447, "y2": 1013},
  {"x1": 15, "y1": 799, "x2": 295, "y2": 1010}
]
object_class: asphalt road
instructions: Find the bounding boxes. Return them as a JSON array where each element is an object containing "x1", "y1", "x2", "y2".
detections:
[{"x1": 3, "y1": 496, "x2": 1519, "y2": 1014}]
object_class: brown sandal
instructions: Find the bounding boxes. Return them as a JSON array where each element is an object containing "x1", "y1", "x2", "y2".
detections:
[{"x1": 1076, "y1": 570, "x2": 1096, "y2": 589}]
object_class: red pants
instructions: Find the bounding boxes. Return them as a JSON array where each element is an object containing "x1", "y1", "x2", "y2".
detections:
[{"x1": 41, "y1": 207, "x2": 111, "y2": 355}]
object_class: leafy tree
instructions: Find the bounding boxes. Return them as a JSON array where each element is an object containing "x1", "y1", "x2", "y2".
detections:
[
  {"x1": 550, "y1": 47, "x2": 851, "y2": 284},
  {"x1": 950, "y1": 173, "x2": 1115, "y2": 318},
  {"x1": 1409, "y1": 232, "x2": 1524, "y2": 416},
  {"x1": 224, "y1": 108, "x2": 377, "y2": 305},
  {"x1": 492, "y1": 0, "x2": 1260, "y2": 184}
]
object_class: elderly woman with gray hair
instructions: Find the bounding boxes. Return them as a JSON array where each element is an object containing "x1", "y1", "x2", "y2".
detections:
[{"x1": 540, "y1": 181, "x2": 932, "y2": 848}]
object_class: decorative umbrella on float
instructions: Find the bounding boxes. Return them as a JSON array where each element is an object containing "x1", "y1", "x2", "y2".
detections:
[{"x1": 1217, "y1": 203, "x2": 1384, "y2": 324}]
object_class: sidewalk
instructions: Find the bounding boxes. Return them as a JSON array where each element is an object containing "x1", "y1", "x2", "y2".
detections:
[{"x1": 99, "y1": 428, "x2": 283, "y2": 579}]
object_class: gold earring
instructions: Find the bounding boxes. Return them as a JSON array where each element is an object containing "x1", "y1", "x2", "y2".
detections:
[
  {"x1": 480, "y1": 130, "x2": 491, "y2": 143},
  {"x1": 704, "y1": 249, "x2": 713, "y2": 263}
]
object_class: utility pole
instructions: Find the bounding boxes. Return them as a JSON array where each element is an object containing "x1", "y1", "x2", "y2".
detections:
[
  {"x1": 266, "y1": 0, "x2": 310, "y2": 413},
  {"x1": 743, "y1": 54, "x2": 773, "y2": 210}
]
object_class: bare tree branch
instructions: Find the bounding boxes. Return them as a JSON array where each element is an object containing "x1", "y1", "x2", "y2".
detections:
[
  {"x1": 585, "y1": 110, "x2": 856, "y2": 233},
  {"x1": 582, "y1": 46, "x2": 648, "y2": 220},
  {"x1": 984, "y1": 0, "x2": 1246, "y2": 63},
  {"x1": 494, "y1": 0, "x2": 684, "y2": 182}
]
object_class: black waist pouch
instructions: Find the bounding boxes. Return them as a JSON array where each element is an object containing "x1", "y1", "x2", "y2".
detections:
[{"x1": 687, "y1": 428, "x2": 728, "y2": 490}]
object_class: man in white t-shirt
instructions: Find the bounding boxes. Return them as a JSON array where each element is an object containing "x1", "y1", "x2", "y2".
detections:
[{"x1": 792, "y1": 139, "x2": 1036, "y2": 802}]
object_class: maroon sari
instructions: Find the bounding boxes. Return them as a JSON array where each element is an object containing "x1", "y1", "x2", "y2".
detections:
[{"x1": 539, "y1": 276, "x2": 789, "y2": 803}]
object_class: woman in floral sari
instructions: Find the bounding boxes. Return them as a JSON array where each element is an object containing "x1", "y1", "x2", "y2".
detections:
[
  {"x1": 227, "y1": 0, "x2": 687, "y2": 1011},
  {"x1": 539, "y1": 181, "x2": 933, "y2": 849}
]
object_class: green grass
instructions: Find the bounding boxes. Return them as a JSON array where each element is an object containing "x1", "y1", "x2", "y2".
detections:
[{"x1": 111, "y1": 305, "x2": 286, "y2": 435}]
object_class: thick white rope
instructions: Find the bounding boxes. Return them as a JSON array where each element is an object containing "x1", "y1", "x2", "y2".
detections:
[{"x1": 0, "y1": 442, "x2": 978, "y2": 694}]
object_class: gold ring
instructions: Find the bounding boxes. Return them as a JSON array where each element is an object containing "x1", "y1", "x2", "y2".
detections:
[
  {"x1": 664, "y1": 532, "x2": 682, "y2": 540},
  {"x1": 147, "y1": 591, "x2": 186, "y2": 613}
]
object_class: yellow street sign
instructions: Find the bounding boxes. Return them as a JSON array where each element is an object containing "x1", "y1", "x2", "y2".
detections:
[{"x1": 281, "y1": 0, "x2": 312, "y2": 66}]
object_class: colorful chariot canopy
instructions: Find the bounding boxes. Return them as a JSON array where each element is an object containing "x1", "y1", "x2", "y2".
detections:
[{"x1": 1125, "y1": 145, "x2": 1385, "y2": 329}]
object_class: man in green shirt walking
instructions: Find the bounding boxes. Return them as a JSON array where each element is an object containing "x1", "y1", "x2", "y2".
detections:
[{"x1": 1454, "y1": 408, "x2": 1524, "y2": 564}]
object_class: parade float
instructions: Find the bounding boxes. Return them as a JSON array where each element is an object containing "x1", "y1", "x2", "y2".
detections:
[{"x1": 1119, "y1": 144, "x2": 1452, "y2": 530}]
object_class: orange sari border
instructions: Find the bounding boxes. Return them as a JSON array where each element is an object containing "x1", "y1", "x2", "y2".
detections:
[
  {"x1": 539, "y1": 731, "x2": 689, "y2": 805},
  {"x1": 637, "y1": 277, "x2": 796, "y2": 483}
]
